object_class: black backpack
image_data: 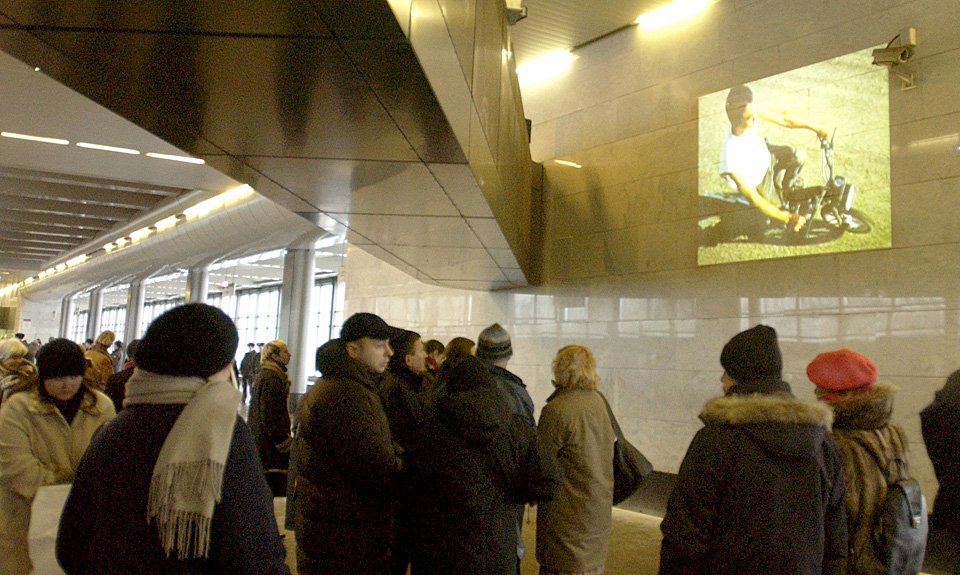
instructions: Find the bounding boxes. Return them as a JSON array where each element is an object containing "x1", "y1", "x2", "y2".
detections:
[{"x1": 852, "y1": 435, "x2": 928, "y2": 575}]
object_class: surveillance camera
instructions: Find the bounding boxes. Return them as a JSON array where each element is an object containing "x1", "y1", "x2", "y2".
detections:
[{"x1": 872, "y1": 46, "x2": 913, "y2": 66}]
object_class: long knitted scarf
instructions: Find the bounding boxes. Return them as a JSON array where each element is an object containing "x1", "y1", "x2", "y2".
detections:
[{"x1": 124, "y1": 368, "x2": 240, "y2": 560}]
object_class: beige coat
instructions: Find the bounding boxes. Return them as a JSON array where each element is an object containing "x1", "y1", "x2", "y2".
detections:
[
  {"x1": 0, "y1": 387, "x2": 115, "y2": 574},
  {"x1": 85, "y1": 346, "x2": 115, "y2": 389},
  {"x1": 536, "y1": 389, "x2": 616, "y2": 573}
]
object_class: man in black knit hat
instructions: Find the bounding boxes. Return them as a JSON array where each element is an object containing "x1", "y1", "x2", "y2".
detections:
[{"x1": 659, "y1": 325, "x2": 848, "y2": 575}]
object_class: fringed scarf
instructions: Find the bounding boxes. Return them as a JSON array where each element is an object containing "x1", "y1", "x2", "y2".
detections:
[{"x1": 124, "y1": 368, "x2": 240, "y2": 560}]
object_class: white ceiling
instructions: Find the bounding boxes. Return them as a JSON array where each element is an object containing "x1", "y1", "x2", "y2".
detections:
[{"x1": 0, "y1": 0, "x2": 658, "y2": 300}]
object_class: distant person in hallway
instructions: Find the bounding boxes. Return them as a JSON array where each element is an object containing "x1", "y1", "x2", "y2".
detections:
[
  {"x1": 0, "y1": 337, "x2": 37, "y2": 406},
  {"x1": 436, "y1": 336, "x2": 476, "y2": 383},
  {"x1": 921, "y1": 370, "x2": 960, "y2": 571},
  {"x1": 659, "y1": 325, "x2": 847, "y2": 575},
  {"x1": 56, "y1": 304, "x2": 289, "y2": 574},
  {"x1": 720, "y1": 84, "x2": 829, "y2": 233},
  {"x1": 84, "y1": 330, "x2": 116, "y2": 388},
  {"x1": 807, "y1": 348, "x2": 918, "y2": 574},
  {"x1": 294, "y1": 312, "x2": 403, "y2": 575},
  {"x1": 110, "y1": 340, "x2": 124, "y2": 372},
  {"x1": 478, "y1": 322, "x2": 537, "y2": 573},
  {"x1": 248, "y1": 339, "x2": 294, "y2": 497},
  {"x1": 104, "y1": 339, "x2": 140, "y2": 412},
  {"x1": 536, "y1": 345, "x2": 616, "y2": 575},
  {"x1": 404, "y1": 355, "x2": 562, "y2": 575},
  {"x1": 0, "y1": 338, "x2": 115, "y2": 575},
  {"x1": 240, "y1": 342, "x2": 258, "y2": 404}
]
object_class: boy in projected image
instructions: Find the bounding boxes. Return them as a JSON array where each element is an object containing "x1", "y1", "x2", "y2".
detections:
[{"x1": 721, "y1": 84, "x2": 829, "y2": 233}]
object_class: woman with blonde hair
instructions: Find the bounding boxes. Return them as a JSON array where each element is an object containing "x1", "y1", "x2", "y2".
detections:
[
  {"x1": 0, "y1": 338, "x2": 115, "y2": 574},
  {"x1": 0, "y1": 337, "x2": 38, "y2": 406},
  {"x1": 84, "y1": 330, "x2": 116, "y2": 388},
  {"x1": 536, "y1": 344, "x2": 616, "y2": 575}
]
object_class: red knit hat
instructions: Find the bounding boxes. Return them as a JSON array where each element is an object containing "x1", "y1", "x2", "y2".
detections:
[{"x1": 807, "y1": 348, "x2": 877, "y2": 399}]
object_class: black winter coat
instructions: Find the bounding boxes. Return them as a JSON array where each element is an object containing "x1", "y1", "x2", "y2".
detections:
[
  {"x1": 403, "y1": 382, "x2": 562, "y2": 575},
  {"x1": 248, "y1": 362, "x2": 292, "y2": 472},
  {"x1": 659, "y1": 383, "x2": 847, "y2": 575},
  {"x1": 56, "y1": 405, "x2": 289, "y2": 575},
  {"x1": 921, "y1": 370, "x2": 960, "y2": 533},
  {"x1": 379, "y1": 367, "x2": 435, "y2": 449},
  {"x1": 294, "y1": 352, "x2": 401, "y2": 575}
]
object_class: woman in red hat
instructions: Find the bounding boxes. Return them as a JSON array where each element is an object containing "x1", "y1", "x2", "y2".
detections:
[{"x1": 807, "y1": 348, "x2": 914, "y2": 574}]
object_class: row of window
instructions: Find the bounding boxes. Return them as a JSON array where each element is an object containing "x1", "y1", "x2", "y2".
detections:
[{"x1": 68, "y1": 278, "x2": 341, "y2": 368}]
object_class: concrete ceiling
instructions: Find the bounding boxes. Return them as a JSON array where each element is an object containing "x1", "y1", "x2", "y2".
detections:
[{"x1": 0, "y1": 0, "x2": 656, "y2": 299}]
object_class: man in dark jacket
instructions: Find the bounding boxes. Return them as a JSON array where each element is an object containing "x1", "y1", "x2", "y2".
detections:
[
  {"x1": 404, "y1": 356, "x2": 562, "y2": 575},
  {"x1": 239, "y1": 343, "x2": 258, "y2": 404},
  {"x1": 921, "y1": 370, "x2": 960, "y2": 570},
  {"x1": 659, "y1": 325, "x2": 847, "y2": 575},
  {"x1": 477, "y1": 322, "x2": 536, "y2": 570},
  {"x1": 294, "y1": 313, "x2": 403, "y2": 575}
]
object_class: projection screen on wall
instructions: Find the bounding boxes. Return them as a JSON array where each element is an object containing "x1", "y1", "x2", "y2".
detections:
[{"x1": 697, "y1": 47, "x2": 892, "y2": 266}]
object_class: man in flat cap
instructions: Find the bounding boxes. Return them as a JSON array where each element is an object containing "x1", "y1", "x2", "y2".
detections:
[
  {"x1": 294, "y1": 313, "x2": 403, "y2": 575},
  {"x1": 659, "y1": 325, "x2": 847, "y2": 575}
]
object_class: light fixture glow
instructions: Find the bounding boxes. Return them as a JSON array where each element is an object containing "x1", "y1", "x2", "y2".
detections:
[
  {"x1": 45, "y1": 267, "x2": 56, "y2": 276},
  {"x1": 554, "y1": 160, "x2": 582, "y2": 169},
  {"x1": 516, "y1": 50, "x2": 577, "y2": 86},
  {"x1": 55, "y1": 263, "x2": 67, "y2": 271},
  {"x1": 103, "y1": 242, "x2": 115, "y2": 253},
  {"x1": 635, "y1": 0, "x2": 711, "y2": 30},
  {"x1": 76, "y1": 142, "x2": 140, "y2": 155},
  {"x1": 146, "y1": 152, "x2": 206, "y2": 164},
  {"x1": 129, "y1": 227, "x2": 153, "y2": 242},
  {"x1": 38, "y1": 271, "x2": 48, "y2": 279},
  {"x1": 23, "y1": 277, "x2": 34, "y2": 285},
  {"x1": 154, "y1": 215, "x2": 179, "y2": 231},
  {"x1": 1, "y1": 131, "x2": 69, "y2": 145},
  {"x1": 114, "y1": 237, "x2": 129, "y2": 248},
  {"x1": 184, "y1": 185, "x2": 254, "y2": 219},
  {"x1": 66, "y1": 254, "x2": 88, "y2": 267}
]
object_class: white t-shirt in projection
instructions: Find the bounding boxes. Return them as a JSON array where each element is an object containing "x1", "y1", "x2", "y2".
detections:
[{"x1": 719, "y1": 126, "x2": 770, "y2": 190}]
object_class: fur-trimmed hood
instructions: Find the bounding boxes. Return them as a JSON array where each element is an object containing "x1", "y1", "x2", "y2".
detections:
[
  {"x1": 700, "y1": 392, "x2": 834, "y2": 459},
  {"x1": 822, "y1": 382, "x2": 896, "y2": 431}
]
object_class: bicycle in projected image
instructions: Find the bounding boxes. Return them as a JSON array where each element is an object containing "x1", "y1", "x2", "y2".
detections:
[{"x1": 700, "y1": 132, "x2": 872, "y2": 246}]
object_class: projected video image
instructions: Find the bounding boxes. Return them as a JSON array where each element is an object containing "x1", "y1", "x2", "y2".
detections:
[{"x1": 697, "y1": 47, "x2": 892, "y2": 266}]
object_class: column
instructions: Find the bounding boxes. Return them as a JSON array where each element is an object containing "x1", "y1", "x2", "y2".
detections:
[
  {"x1": 280, "y1": 248, "x2": 315, "y2": 396},
  {"x1": 185, "y1": 265, "x2": 209, "y2": 304},
  {"x1": 124, "y1": 280, "x2": 146, "y2": 343},
  {"x1": 86, "y1": 288, "x2": 104, "y2": 341},
  {"x1": 59, "y1": 296, "x2": 75, "y2": 338}
]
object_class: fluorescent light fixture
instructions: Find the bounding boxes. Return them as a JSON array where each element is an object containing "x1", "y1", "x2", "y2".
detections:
[
  {"x1": 129, "y1": 227, "x2": 153, "y2": 242},
  {"x1": 23, "y1": 277, "x2": 34, "y2": 285},
  {"x1": 184, "y1": 184, "x2": 254, "y2": 219},
  {"x1": 516, "y1": 50, "x2": 577, "y2": 86},
  {"x1": 55, "y1": 263, "x2": 67, "y2": 271},
  {"x1": 1, "y1": 131, "x2": 69, "y2": 145},
  {"x1": 154, "y1": 215, "x2": 179, "y2": 231},
  {"x1": 76, "y1": 142, "x2": 140, "y2": 155},
  {"x1": 146, "y1": 152, "x2": 205, "y2": 164},
  {"x1": 103, "y1": 242, "x2": 115, "y2": 253},
  {"x1": 66, "y1": 254, "x2": 88, "y2": 267},
  {"x1": 38, "y1": 271, "x2": 48, "y2": 279},
  {"x1": 114, "y1": 237, "x2": 130, "y2": 248},
  {"x1": 45, "y1": 267, "x2": 56, "y2": 276},
  {"x1": 635, "y1": 0, "x2": 711, "y2": 30},
  {"x1": 554, "y1": 160, "x2": 582, "y2": 168}
]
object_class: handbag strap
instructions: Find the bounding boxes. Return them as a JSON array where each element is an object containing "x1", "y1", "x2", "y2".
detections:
[{"x1": 597, "y1": 391, "x2": 624, "y2": 441}]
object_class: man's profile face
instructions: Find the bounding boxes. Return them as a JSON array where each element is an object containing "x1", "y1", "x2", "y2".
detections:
[
  {"x1": 404, "y1": 338, "x2": 427, "y2": 374},
  {"x1": 347, "y1": 337, "x2": 393, "y2": 373},
  {"x1": 735, "y1": 104, "x2": 756, "y2": 132}
]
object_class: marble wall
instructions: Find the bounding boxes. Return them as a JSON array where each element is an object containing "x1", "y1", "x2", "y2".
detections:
[{"x1": 343, "y1": 0, "x2": 960, "y2": 502}]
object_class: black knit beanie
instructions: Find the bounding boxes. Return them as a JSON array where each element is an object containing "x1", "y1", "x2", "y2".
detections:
[
  {"x1": 36, "y1": 338, "x2": 86, "y2": 382},
  {"x1": 135, "y1": 303, "x2": 238, "y2": 378},
  {"x1": 720, "y1": 324, "x2": 783, "y2": 384}
]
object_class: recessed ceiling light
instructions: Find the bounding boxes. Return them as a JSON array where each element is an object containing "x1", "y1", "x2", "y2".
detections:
[
  {"x1": 554, "y1": 160, "x2": 582, "y2": 168},
  {"x1": 2, "y1": 131, "x2": 69, "y2": 145},
  {"x1": 76, "y1": 142, "x2": 140, "y2": 155},
  {"x1": 635, "y1": 0, "x2": 711, "y2": 30},
  {"x1": 146, "y1": 152, "x2": 205, "y2": 164}
]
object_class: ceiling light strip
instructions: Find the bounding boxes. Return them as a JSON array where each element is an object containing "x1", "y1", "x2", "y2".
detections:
[
  {"x1": 146, "y1": 152, "x2": 205, "y2": 164},
  {"x1": 1, "y1": 131, "x2": 69, "y2": 145},
  {"x1": 76, "y1": 142, "x2": 140, "y2": 155}
]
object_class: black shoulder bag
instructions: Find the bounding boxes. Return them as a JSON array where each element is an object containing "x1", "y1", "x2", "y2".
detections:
[{"x1": 599, "y1": 392, "x2": 653, "y2": 504}]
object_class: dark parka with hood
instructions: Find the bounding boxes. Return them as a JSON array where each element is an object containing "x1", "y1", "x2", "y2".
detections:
[
  {"x1": 403, "y1": 357, "x2": 562, "y2": 575},
  {"x1": 659, "y1": 325, "x2": 847, "y2": 575},
  {"x1": 294, "y1": 340, "x2": 401, "y2": 575},
  {"x1": 921, "y1": 370, "x2": 960, "y2": 535}
]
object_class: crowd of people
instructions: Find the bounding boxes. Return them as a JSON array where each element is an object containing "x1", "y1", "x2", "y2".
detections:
[{"x1": 0, "y1": 308, "x2": 957, "y2": 574}]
